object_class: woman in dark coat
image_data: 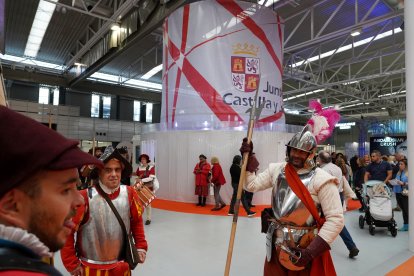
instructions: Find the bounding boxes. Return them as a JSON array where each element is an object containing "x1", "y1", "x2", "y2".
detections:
[
  {"x1": 228, "y1": 155, "x2": 256, "y2": 216},
  {"x1": 354, "y1": 157, "x2": 367, "y2": 212}
]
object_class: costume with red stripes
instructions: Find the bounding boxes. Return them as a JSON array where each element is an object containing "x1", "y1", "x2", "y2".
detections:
[{"x1": 61, "y1": 184, "x2": 147, "y2": 276}]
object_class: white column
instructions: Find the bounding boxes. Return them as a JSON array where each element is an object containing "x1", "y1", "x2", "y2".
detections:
[{"x1": 404, "y1": 1, "x2": 414, "y2": 252}]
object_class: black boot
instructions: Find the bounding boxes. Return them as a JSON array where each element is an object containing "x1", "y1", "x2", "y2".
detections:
[
  {"x1": 196, "y1": 196, "x2": 202, "y2": 206},
  {"x1": 201, "y1": 197, "x2": 206, "y2": 207}
]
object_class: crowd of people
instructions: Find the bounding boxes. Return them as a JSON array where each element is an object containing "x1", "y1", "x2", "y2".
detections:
[
  {"x1": 0, "y1": 104, "x2": 410, "y2": 276},
  {"x1": 330, "y1": 150, "x2": 409, "y2": 232},
  {"x1": 193, "y1": 154, "x2": 256, "y2": 216}
]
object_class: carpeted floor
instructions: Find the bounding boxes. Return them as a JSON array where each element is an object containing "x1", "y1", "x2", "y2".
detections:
[{"x1": 151, "y1": 198, "x2": 362, "y2": 217}]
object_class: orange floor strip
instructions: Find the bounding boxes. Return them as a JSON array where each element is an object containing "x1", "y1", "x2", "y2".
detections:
[
  {"x1": 151, "y1": 198, "x2": 361, "y2": 217},
  {"x1": 386, "y1": 256, "x2": 414, "y2": 275},
  {"x1": 151, "y1": 198, "x2": 266, "y2": 217}
]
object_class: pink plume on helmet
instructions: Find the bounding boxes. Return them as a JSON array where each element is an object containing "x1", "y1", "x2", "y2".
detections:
[
  {"x1": 307, "y1": 99, "x2": 340, "y2": 144},
  {"x1": 308, "y1": 99, "x2": 323, "y2": 113}
]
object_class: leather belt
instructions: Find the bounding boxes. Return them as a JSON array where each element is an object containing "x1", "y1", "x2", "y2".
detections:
[{"x1": 80, "y1": 257, "x2": 119, "y2": 265}]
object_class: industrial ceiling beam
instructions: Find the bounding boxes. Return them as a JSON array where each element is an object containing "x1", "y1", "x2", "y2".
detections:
[
  {"x1": 284, "y1": 9, "x2": 403, "y2": 53},
  {"x1": 42, "y1": 0, "x2": 116, "y2": 22},
  {"x1": 69, "y1": 0, "x2": 188, "y2": 87},
  {"x1": 65, "y1": 0, "x2": 139, "y2": 70}
]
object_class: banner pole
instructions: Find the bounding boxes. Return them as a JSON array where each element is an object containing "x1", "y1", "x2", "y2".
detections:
[{"x1": 224, "y1": 78, "x2": 260, "y2": 276}]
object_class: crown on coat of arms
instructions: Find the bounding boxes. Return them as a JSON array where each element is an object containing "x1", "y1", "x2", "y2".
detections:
[{"x1": 232, "y1": 43, "x2": 259, "y2": 56}]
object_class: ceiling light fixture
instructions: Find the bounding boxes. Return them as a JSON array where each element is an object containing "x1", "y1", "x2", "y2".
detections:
[
  {"x1": 264, "y1": 0, "x2": 280, "y2": 7},
  {"x1": 377, "y1": 90, "x2": 406, "y2": 98},
  {"x1": 351, "y1": 28, "x2": 362, "y2": 37},
  {"x1": 24, "y1": 0, "x2": 58, "y2": 58},
  {"x1": 111, "y1": 25, "x2": 121, "y2": 31},
  {"x1": 141, "y1": 64, "x2": 163, "y2": 80}
]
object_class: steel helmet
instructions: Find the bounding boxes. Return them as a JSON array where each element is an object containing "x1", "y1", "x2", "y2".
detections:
[{"x1": 286, "y1": 124, "x2": 317, "y2": 154}]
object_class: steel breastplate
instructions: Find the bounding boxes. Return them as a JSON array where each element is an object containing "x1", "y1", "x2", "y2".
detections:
[
  {"x1": 78, "y1": 185, "x2": 131, "y2": 262},
  {"x1": 271, "y1": 167, "x2": 320, "y2": 227}
]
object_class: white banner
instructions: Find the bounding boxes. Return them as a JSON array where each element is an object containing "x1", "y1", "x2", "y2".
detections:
[{"x1": 162, "y1": 0, "x2": 284, "y2": 128}]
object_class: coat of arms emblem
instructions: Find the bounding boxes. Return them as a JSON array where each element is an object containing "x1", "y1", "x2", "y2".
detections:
[{"x1": 231, "y1": 43, "x2": 260, "y2": 92}]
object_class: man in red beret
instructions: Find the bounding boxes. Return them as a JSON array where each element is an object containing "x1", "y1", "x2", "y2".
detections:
[
  {"x1": 0, "y1": 106, "x2": 103, "y2": 275},
  {"x1": 136, "y1": 153, "x2": 157, "y2": 225},
  {"x1": 61, "y1": 146, "x2": 148, "y2": 276}
]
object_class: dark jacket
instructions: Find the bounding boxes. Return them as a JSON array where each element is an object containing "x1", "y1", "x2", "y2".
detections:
[
  {"x1": 353, "y1": 166, "x2": 366, "y2": 189},
  {"x1": 230, "y1": 164, "x2": 241, "y2": 188},
  {"x1": 0, "y1": 239, "x2": 62, "y2": 275}
]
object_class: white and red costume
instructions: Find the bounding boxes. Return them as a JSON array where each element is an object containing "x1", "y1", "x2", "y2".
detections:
[
  {"x1": 136, "y1": 164, "x2": 157, "y2": 223},
  {"x1": 61, "y1": 184, "x2": 147, "y2": 276},
  {"x1": 136, "y1": 164, "x2": 156, "y2": 190}
]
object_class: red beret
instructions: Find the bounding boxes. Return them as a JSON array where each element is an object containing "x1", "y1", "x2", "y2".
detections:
[
  {"x1": 139, "y1": 154, "x2": 151, "y2": 163},
  {"x1": 0, "y1": 106, "x2": 103, "y2": 197}
]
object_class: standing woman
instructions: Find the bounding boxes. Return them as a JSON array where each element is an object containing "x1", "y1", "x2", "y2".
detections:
[
  {"x1": 354, "y1": 157, "x2": 367, "y2": 212},
  {"x1": 394, "y1": 159, "x2": 409, "y2": 231},
  {"x1": 193, "y1": 154, "x2": 211, "y2": 207},
  {"x1": 228, "y1": 155, "x2": 256, "y2": 216},
  {"x1": 210, "y1": 156, "x2": 227, "y2": 211},
  {"x1": 136, "y1": 154, "x2": 157, "y2": 225}
]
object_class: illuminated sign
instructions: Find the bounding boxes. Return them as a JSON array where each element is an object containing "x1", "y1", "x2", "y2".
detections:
[
  {"x1": 335, "y1": 122, "x2": 356, "y2": 129},
  {"x1": 370, "y1": 136, "x2": 407, "y2": 156}
]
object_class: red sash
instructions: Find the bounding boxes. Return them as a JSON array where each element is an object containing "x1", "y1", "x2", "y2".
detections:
[{"x1": 285, "y1": 163, "x2": 337, "y2": 276}]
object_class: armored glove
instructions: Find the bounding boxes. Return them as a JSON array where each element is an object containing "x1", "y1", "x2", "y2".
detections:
[
  {"x1": 240, "y1": 138, "x2": 253, "y2": 155},
  {"x1": 239, "y1": 138, "x2": 259, "y2": 173},
  {"x1": 291, "y1": 235, "x2": 330, "y2": 267}
]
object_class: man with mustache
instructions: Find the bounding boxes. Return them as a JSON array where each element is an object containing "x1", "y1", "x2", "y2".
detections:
[
  {"x1": 0, "y1": 106, "x2": 103, "y2": 275},
  {"x1": 61, "y1": 146, "x2": 148, "y2": 276},
  {"x1": 240, "y1": 101, "x2": 344, "y2": 275}
]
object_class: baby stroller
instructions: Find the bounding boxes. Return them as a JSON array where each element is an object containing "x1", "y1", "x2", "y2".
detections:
[{"x1": 358, "y1": 180, "x2": 398, "y2": 237}]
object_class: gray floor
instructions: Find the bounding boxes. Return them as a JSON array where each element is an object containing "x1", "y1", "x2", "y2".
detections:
[{"x1": 54, "y1": 202, "x2": 413, "y2": 276}]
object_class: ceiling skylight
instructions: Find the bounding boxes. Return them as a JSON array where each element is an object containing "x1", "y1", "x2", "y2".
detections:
[
  {"x1": 88, "y1": 72, "x2": 162, "y2": 91},
  {"x1": 291, "y1": 28, "x2": 402, "y2": 68},
  {"x1": 24, "y1": 0, "x2": 58, "y2": 57},
  {"x1": 283, "y1": 88, "x2": 325, "y2": 102},
  {"x1": 257, "y1": 0, "x2": 280, "y2": 7},
  {"x1": 0, "y1": 53, "x2": 65, "y2": 71}
]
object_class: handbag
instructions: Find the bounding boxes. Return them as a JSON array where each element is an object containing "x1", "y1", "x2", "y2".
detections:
[
  {"x1": 209, "y1": 183, "x2": 214, "y2": 196},
  {"x1": 402, "y1": 187, "x2": 409, "y2": 197},
  {"x1": 95, "y1": 184, "x2": 140, "y2": 270}
]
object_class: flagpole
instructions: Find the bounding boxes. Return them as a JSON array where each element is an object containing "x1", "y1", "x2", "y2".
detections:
[{"x1": 224, "y1": 78, "x2": 260, "y2": 276}]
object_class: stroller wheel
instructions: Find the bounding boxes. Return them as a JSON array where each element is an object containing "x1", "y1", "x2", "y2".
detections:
[
  {"x1": 369, "y1": 225, "x2": 375, "y2": 235},
  {"x1": 391, "y1": 227, "x2": 398, "y2": 237},
  {"x1": 359, "y1": 215, "x2": 364, "y2": 229}
]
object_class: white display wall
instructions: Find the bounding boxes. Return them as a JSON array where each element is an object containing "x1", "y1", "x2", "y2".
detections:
[{"x1": 134, "y1": 130, "x2": 294, "y2": 205}]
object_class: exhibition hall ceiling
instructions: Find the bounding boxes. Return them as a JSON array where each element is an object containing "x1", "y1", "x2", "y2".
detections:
[{"x1": 1, "y1": 0, "x2": 406, "y2": 121}]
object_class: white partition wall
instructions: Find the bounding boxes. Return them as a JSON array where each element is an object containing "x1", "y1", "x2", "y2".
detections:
[{"x1": 136, "y1": 130, "x2": 293, "y2": 205}]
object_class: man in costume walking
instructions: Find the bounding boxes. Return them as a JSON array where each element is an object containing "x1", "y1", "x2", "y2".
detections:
[
  {"x1": 61, "y1": 146, "x2": 148, "y2": 276},
  {"x1": 241, "y1": 100, "x2": 344, "y2": 275}
]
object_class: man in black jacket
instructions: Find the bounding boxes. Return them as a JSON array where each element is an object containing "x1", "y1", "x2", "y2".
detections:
[{"x1": 228, "y1": 155, "x2": 256, "y2": 217}]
